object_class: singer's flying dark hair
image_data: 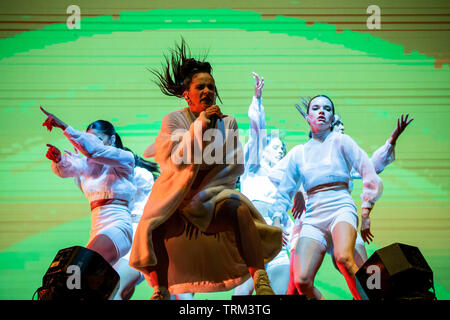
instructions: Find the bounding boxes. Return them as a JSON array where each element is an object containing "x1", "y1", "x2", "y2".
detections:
[{"x1": 150, "y1": 38, "x2": 221, "y2": 103}]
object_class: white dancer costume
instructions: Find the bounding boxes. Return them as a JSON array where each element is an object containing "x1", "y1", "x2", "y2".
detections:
[
  {"x1": 123, "y1": 166, "x2": 154, "y2": 260},
  {"x1": 287, "y1": 138, "x2": 395, "y2": 251},
  {"x1": 237, "y1": 96, "x2": 293, "y2": 294},
  {"x1": 51, "y1": 126, "x2": 136, "y2": 258},
  {"x1": 269, "y1": 131, "x2": 383, "y2": 253}
]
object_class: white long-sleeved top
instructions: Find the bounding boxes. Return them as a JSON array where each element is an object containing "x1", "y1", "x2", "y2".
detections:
[
  {"x1": 241, "y1": 96, "x2": 278, "y2": 204},
  {"x1": 51, "y1": 126, "x2": 137, "y2": 204},
  {"x1": 129, "y1": 166, "x2": 154, "y2": 217},
  {"x1": 351, "y1": 139, "x2": 395, "y2": 179},
  {"x1": 269, "y1": 131, "x2": 383, "y2": 225}
]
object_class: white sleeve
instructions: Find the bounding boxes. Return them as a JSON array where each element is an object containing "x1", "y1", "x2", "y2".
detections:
[
  {"x1": 244, "y1": 96, "x2": 266, "y2": 175},
  {"x1": 159, "y1": 111, "x2": 208, "y2": 168},
  {"x1": 268, "y1": 149, "x2": 292, "y2": 187},
  {"x1": 269, "y1": 146, "x2": 303, "y2": 225},
  {"x1": 371, "y1": 139, "x2": 395, "y2": 174},
  {"x1": 63, "y1": 126, "x2": 134, "y2": 173},
  {"x1": 341, "y1": 134, "x2": 383, "y2": 208},
  {"x1": 351, "y1": 139, "x2": 395, "y2": 179},
  {"x1": 51, "y1": 152, "x2": 86, "y2": 178},
  {"x1": 134, "y1": 167, "x2": 154, "y2": 195}
]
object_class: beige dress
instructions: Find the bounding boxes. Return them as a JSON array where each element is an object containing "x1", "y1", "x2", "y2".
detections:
[{"x1": 129, "y1": 108, "x2": 281, "y2": 294}]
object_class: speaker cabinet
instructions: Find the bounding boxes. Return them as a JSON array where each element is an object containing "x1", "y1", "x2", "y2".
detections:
[
  {"x1": 356, "y1": 243, "x2": 435, "y2": 300},
  {"x1": 37, "y1": 246, "x2": 119, "y2": 300}
]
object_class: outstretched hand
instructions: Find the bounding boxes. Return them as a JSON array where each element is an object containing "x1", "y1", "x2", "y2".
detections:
[
  {"x1": 46, "y1": 144, "x2": 61, "y2": 163},
  {"x1": 282, "y1": 230, "x2": 289, "y2": 246},
  {"x1": 41, "y1": 106, "x2": 68, "y2": 132},
  {"x1": 291, "y1": 191, "x2": 306, "y2": 219},
  {"x1": 360, "y1": 208, "x2": 374, "y2": 243},
  {"x1": 252, "y1": 72, "x2": 264, "y2": 99},
  {"x1": 389, "y1": 113, "x2": 413, "y2": 145}
]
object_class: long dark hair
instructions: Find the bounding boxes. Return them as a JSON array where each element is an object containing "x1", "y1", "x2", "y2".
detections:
[
  {"x1": 150, "y1": 38, "x2": 222, "y2": 103},
  {"x1": 124, "y1": 147, "x2": 160, "y2": 179},
  {"x1": 87, "y1": 120, "x2": 160, "y2": 178}
]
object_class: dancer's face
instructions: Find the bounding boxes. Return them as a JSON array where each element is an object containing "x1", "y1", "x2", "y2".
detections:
[
  {"x1": 184, "y1": 72, "x2": 216, "y2": 114},
  {"x1": 263, "y1": 137, "x2": 284, "y2": 166},
  {"x1": 307, "y1": 96, "x2": 334, "y2": 131},
  {"x1": 333, "y1": 121, "x2": 345, "y2": 133},
  {"x1": 87, "y1": 128, "x2": 115, "y2": 146}
]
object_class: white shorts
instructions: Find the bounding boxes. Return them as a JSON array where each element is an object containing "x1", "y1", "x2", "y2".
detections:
[
  {"x1": 88, "y1": 204, "x2": 133, "y2": 259},
  {"x1": 299, "y1": 189, "x2": 358, "y2": 254},
  {"x1": 122, "y1": 222, "x2": 139, "y2": 261},
  {"x1": 266, "y1": 248, "x2": 290, "y2": 272}
]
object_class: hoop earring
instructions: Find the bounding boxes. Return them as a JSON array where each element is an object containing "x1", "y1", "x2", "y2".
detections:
[{"x1": 185, "y1": 94, "x2": 192, "y2": 106}]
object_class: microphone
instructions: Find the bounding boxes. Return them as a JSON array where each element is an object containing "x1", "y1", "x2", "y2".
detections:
[
  {"x1": 208, "y1": 96, "x2": 219, "y2": 128},
  {"x1": 210, "y1": 114, "x2": 218, "y2": 128}
]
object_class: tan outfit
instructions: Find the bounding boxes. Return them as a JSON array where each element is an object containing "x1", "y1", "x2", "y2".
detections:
[{"x1": 130, "y1": 108, "x2": 281, "y2": 294}]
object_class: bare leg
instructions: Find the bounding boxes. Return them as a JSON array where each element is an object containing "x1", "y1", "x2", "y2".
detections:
[
  {"x1": 293, "y1": 237, "x2": 326, "y2": 299},
  {"x1": 86, "y1": 234, "x2": 119, "y2": 266},
  {"x1": 233, "y1": 277, "x2": 254, "y2": 296},
  {"x1": 112, "y1": 258, "x2": 143, "y2": 300},
  {"x1": 331, "y1": 236, "x2": 368, "y2": 271},
  {"x1": 174, "y1": 293, "x2": 194, "y2": 300},
  {"x1": 354, "y1": 244, "x2": 368, "y2": 268},
  {"x1": 286, "y1": 249, "x2": 298, "y2": 295},
  {"x1": 331, "y1": 222, "x2": 362, "y2": 300},
  {"x1": 267, "y1": 263, "x2": 290, "y2": 294}
]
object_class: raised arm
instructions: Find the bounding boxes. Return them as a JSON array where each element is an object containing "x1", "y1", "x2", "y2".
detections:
[
  {"x1": 244, "y1": 72, "x2": 266, "y2": 173},
  {"x1": 374, "y1": 113, "x2": 413, "y2": 173},
  {"x1": 41, "y1": 106, "x2": 134, "y2": 172},
  {"x1": 389, "y1": 113, "x2": 413, "y2": 146},
  {"x1": 47, "y1": 143, "x2": 86, "y2": 178},
  {"x1": 351, "y1": 114, "x2": 413, "y2": 179},
  {"x1": 350, "y1": 141, "x2": 395, "y2": 179},
  {"x1": 63, "y1": 126, "x2": 134, "y2": 170}
]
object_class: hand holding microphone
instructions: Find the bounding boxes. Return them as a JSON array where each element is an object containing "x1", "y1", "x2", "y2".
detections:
[{"x1": 205, "y1": 104, "x2": 226, "y2": 128}]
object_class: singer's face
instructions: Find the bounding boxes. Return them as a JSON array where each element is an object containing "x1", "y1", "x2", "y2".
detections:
[{"x1": 185, "y1": 72, "x2": 216, "y2": 114}]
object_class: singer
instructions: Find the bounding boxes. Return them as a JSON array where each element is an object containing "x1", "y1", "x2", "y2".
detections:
[{"x1": 129, "y1": 39, "x2": 282, "y2": 299}]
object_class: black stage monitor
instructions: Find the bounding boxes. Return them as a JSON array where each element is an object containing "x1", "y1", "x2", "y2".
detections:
[
  {"x1": 356, "y1": 243, "x2": 435, "y2": 300},
  {"x1": 35, "y1": 246, "x2": 119, "y2": 300}
]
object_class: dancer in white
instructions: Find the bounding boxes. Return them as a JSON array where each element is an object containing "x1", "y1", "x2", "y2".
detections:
[
  {"x1": 269, "y1": 95, "x2": 383, "y2": 300},
  {"x1": 41, "y1": 107, "x2": 136, "y2": 274},
  {"x1": 111, "y1": 147, "x2": 194, "y2": 300},
  {"x1": 286, "y1": 112, "x2": 413, "y2": 295},
  {"x1": 113, "y1": 156, "x2": 157, "y2": 300},
  {"x1": 235, "y1": 72, "x2": 292, "y2": 295}
]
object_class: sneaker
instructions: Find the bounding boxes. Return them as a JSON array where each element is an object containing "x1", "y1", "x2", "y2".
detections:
[
  {"x1": 150, "y1": 288, "x2": 170, "y2": 300},
  {"x1": 253, "y1": 269, "x2": 275, "y2": 295}
]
